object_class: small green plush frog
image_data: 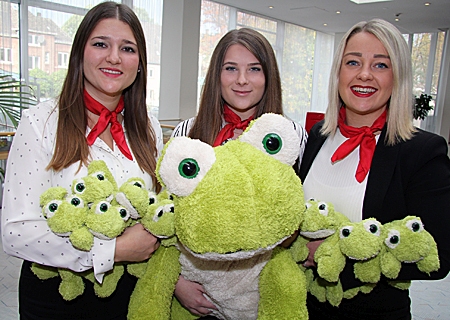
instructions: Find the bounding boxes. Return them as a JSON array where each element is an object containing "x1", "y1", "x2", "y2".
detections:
[
  {"x1": 381, "y1": 216, "x2": 440, "y2": 289},
  {"x1": 128, "y1": 113, "x2": 308, "y2": 320}
]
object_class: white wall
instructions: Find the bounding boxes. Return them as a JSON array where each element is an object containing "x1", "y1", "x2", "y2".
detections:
[{"x1": 158, "y1": 0, "x2": 201, "y2": 126}]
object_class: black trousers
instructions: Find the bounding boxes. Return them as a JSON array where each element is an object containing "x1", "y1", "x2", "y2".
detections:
[{"x1": 19, "y1": 260, "x2": 137, "y2": 320}]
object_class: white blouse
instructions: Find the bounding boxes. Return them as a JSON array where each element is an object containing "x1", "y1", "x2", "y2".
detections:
[
  {"x1": 303, "y1": 129, "x2": 380, "y2": 222},
  {"x1": 1, "y1": 100, "x2": 163, "y2": 281}
]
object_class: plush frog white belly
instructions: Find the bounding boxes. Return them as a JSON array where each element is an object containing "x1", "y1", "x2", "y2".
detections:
[{"x1": 131, "y1": 113, "x2": 308, "y2": 320}]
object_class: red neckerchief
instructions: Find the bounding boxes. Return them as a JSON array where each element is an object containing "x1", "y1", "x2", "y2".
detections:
[
  {"x1": 84, "y1": 90, "x2": 132, "y2": 160},
  {"x1": 213, "y1": 104, "x2": 254, "y2": 147},
  {"x1": 331, "y1": 107, "x2": 386, "y2": 183}
]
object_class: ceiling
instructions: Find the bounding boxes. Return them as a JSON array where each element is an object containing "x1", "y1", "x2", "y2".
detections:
[{"x1": 215, "y1": 0, "x2": 450, "y2": 34}]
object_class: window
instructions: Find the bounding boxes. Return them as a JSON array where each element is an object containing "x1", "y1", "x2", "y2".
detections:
[
  {"x1": 199, "y1": 0, "x2": 333, "y2": 125},
  {"x1": 0, "y1": 48, "x2": 12, "y2": 62},
  {"x1": 28, "y1": 34, "x2": 40, "y2": 46},
  {"x1": 45, "y1": 52, "x2": 50, "y2": 64},
  {"x1": 28, "y1": 56, "x2": 40, "y2": 69},
  {"x1": 57, "y1": 52, "x2": 69, "y2": 68}
]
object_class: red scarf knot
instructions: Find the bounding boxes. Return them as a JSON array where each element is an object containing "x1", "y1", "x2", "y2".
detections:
[
  {"x1": 331, "y1": 107, "x2": 386, "y2": 183},
  {"x1": 84, "y1": 90, "x2": 133, "y2": 160},
  {"x1": 213, "y1": 104, "x2": 254, "y2": 147}
]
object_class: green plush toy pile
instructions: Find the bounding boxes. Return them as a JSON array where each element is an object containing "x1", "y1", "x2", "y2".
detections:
[
  {"x1": 301, "y1": 212, "x2": 440, "y2": 307},
  {"x1": 128, "y1": 113, "x2": 309, "y2": 320},
  {"x1": 32, "y1": 160, "x2": 158, "y2": 301}
]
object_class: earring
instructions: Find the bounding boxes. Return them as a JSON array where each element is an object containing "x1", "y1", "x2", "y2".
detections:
[{"x1": 137, "y1": 69, "x2": 141, "y2": 73}]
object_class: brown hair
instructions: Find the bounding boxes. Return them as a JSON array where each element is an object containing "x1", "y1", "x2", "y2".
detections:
[
  {"x1": 47, "y1": 1, "x2": 160, "y2": 190},
  {"x1": 189, "y1": 28, "x2": 283, "y2": 145}
]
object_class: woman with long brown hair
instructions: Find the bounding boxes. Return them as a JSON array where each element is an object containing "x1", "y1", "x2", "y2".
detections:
[{"x1": 1, "y1": 2, "x2": 162, "y2": 319}]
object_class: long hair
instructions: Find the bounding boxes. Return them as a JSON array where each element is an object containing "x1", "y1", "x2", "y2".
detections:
[
  {"x1": 189, "y1": 28, "x2": 283, "y2": 145},
  {"x1": 48, "y1": 1, "x2": 160, "y2": 190},
  {"x1": 322, "y1": 18, "x2": 415, "y2": 145}
]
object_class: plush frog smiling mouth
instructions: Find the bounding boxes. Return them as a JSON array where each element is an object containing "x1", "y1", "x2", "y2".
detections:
[{"x1": 146, "y1": 113, "x2": 308, "y2": 320}]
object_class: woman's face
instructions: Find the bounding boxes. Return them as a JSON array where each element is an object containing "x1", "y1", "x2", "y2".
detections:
[
  {"x1": 338, "y1": 32, "x2": 393, "y2": 127},
  {"x1": 220, "y1": 44, "x2": 266, "y2": 119},
  {"x1": 83, "y1": 18, "x2": 140, "y2": 104}
]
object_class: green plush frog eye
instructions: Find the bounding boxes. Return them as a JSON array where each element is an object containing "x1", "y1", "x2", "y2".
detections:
[
  {"x1": 179, "y1": 158, "x2": 199, "y2": 179},
  {"x1": 96, "y1": 174, "x2": 105, "y2": 181},
  {"x1": 262, "y1": 133, "x2": 282, "y2": 154},
  {"x1": 74, "y1": 179, "x2": 86, "y2": 194},
  {"x1": 67, "y1": 195, "x2": 84, "y2": 208},
  {"x1": 133, "y1": 182, "x2": 143, "y2": 188},
  {"x1": 406, "y1": 218, "x2": 424, "y2": 233},
  {"x1": 318, "y1": 202, "x2": 329, "y2": 216},
  {"x1": 94, "y1": 201, "x2": 110, "y2": 214},
  {"x1": 148, "y1": 191, "x2": 157, "y2": 205},
  {"x1": 238, "y1": 113, "x2": 301, "y2": 166},
  {"x1": 118, "y1": 207, "x2": 130, "y2": 221},
  {"x1": 152, "y1": 203, "x2": 174, "y2": 222},
  {"x1": 364, "y1": 220, "x2": 381, "y2": 236},
  {"x1": 340, "y1": 226, "x2": 353, "y2": 238},
  {"x1": 158, "y1": 137, "x2": 216, "y2": 197},
  {"x1": 44, "y1": 200, "x2": 62, "y2": 219},
  {"x1": 385, "y1": 229, "x2": 401, "y2": 249}
]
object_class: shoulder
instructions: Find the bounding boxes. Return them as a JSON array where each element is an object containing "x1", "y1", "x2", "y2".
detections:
[
  {"x1": 401, "y1": 129, "x2": 448, "y2": 154},
  {"x1": 22, "y1": 99, "x2": 57, "y2": 120},
  {"x1": 19, "y1": 99, "x2": 58, "y2": 132},
  {"x1": 172, "y1": 117, "x2": 195, "y2": 137}
]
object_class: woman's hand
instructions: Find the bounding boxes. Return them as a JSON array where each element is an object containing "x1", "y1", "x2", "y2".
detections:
[
  {"x1": 302, "y1": 239, "x2": 325, "y2": 268},
  {"x1": 174, "y1": 275, "x2": 217, "y2": 316},
  {"x1": 114, "y1": 223, "x2": 160, "y2": 262}
]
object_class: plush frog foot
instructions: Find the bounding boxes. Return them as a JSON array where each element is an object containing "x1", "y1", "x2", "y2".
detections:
[{"x1": 128, "y1": 113, "x2": 308, "y2": 320}]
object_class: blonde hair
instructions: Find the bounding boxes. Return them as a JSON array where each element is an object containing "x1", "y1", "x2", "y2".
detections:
[{"x1": 322, "y1": 18, "x2": 415, "y2": 145}]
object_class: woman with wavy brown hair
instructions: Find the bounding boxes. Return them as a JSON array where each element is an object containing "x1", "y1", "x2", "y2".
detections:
[{"x1": 1, "y1": 2, "x2": 162, "y2": 319}]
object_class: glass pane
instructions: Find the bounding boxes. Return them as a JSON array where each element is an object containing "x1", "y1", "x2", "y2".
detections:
[
  {"x1": 133, "y1": 0, "x2": 163, "y2": 118},
  {"x1": 282, "y1": 23, "x2": 316, "y2": 124},
  {"x1": 198, "y1": 0, "x2": 230, "y2": 107},
  {"x1": 411, "y1": 33, "x2": 432, "y2": 97},
  {"x1": 0, "y1": 1, "x2": 18, "y2": 75},
  {"x1": 27, "y1": 6, "x2": 78, "y2": 101}
]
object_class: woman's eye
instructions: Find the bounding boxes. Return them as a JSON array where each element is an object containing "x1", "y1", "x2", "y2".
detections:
[
  {"x1": 122, "y1": 46, "x2": 136, "y2": 53},
  {"x1": 249, "y1": 66, "x2": 262, "y2": 72},
  {"x1": 224, "y1": 66, "x2": 237, "y2": 71},
  {"x1": 375, "y1": 62, "x2": 389, "y2": 69},
  {"x1": 346, "y1": 60, "x2": 358, "y2": 66},
  {"x1": 93, "y1": 42, "x2": 106, "y2": 48}
]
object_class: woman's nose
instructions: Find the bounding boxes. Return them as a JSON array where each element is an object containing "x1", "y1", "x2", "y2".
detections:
[
  {"x1": 356, "y1": 67, "x2": 373, "y2": 81},
  {"x1": 106, "y1": 49, "x2": 121, "y2": 64},
  {"x1": 236, "y1": 71, "x2": 249, "y2": 85}
]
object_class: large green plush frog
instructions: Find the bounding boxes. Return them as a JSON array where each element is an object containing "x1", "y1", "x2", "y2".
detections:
[{"x1": 128, "y1": 113, "x2": 308, "y2": 320}]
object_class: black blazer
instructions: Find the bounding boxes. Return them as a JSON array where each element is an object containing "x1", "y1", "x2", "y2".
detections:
[{"x1": 300, "y1": 121, "x2": 450, "y2": 288}]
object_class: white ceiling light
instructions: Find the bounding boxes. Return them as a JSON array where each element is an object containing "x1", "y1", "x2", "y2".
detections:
[{"x1": 350, "y1": 0, "x2": 392, "y2": 4}]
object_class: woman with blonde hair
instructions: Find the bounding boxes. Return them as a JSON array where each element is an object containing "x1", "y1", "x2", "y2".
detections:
[{"x1": 299, "y1": 18, "x2": 450, "y2": 319}]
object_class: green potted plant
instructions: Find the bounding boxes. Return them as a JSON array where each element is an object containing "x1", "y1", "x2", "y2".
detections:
[
  {"x1": 413, "y1": 93, "x2": 433, "y2": 121},
  {"x1": 0, "y1": 72, "x2": 37, "y2": 153}
]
